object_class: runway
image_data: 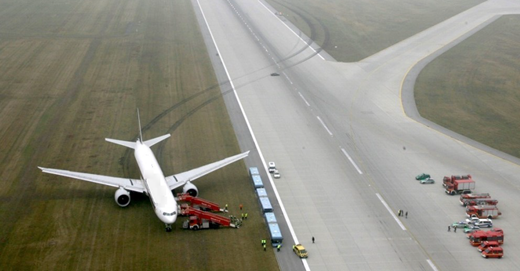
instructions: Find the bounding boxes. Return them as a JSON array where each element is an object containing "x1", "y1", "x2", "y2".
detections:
[{"x1": 194, "y1": 0, "x2": 520, "y2": 269}]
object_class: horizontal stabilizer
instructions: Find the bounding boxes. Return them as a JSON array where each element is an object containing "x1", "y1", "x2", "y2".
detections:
[
  {"x1": 105, "y1": 138, "x2": 136, "y2": 149},
  {"x1": 144, "y1": 134, "x2": 171, "y2": 148}
]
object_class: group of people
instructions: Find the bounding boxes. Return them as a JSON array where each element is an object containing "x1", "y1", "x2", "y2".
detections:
[{"x1": 397, "y1": 209, "x2": 408, "y2": 218}]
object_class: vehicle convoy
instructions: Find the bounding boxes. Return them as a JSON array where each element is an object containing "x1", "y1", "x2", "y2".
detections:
[
  {"x1": 468, "y1": 228, "x2": 504, "y2": 246},
  {"x1": 466, "y1": 205, "x2": 502, "y2": 219},
  {"x1": 462, "y1": 198, "x2": 498, "y2": 207},
  {"x1": 460, "y1": 193, "x2": 491, "y2": 205},
  {"x1": 180, "y1": 206, "x2": 239, "y2": 230},
  {"x1": 482, "y1": 246, "x2": 504, "y2": 258},
  {"x1": 176, "y1": 193, "x2": 227, "y2": 212},
  {"x1": 444, "y1": 175, "x2": 475, "y2": 195},
  {"x1": 478, "y1": 241, "x2": 500, "y2": 252},
  {"x1": 293, "y1": 244, "x2": 308, "y2": 258}
]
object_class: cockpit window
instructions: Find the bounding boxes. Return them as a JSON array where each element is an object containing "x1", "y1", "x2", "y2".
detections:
[{"x1": 163, "y1": 211, "x2": 177, "y2": 216}]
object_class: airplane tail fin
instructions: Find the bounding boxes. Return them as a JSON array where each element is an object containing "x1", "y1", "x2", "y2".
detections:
[
  {"x1": 105, "y1": 109, "x2": 170, "y2": 149},
  {"x1": 137, "y1": 108, "x2": 143, "y2": 143}
]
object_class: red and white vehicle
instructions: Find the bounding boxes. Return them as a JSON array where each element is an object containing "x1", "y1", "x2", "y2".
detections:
[
  {"x1": 462, "y1": 198, "x2": 498, "y2": 207},
  {"x1": 444, "y1": 175, "x2": 475, "y2": 195},
  {"x1": 481, "y1": 246, "x2": 503, "y2": 258},
  {"x1": 478, "y1": 241, "x2": 500, "y2": 252},
  {"x1": 459, "y1": 193, "x2": 491, "y2": 205},
  {"x1": 180, "y1": 206, "x2": 239, "y2": 230},
  {"x1": 466, "y1": 205, "x2": 502, "y2": 219},
  {"x1": 468, "y1": 228, "x2": 504, "y2": 246}
]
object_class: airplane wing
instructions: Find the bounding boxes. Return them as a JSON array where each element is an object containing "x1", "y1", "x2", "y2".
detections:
[
  {"x1": 38, "y1": 167, "x2": 145, "y2": 193},
  {"x1": 165, "y1": 151, "x2": 250, "y2": 191}
]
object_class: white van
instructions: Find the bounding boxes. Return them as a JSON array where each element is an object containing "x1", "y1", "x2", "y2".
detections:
[{"x1": 268, "y1": 162, "x2": 276, "y2": 173}]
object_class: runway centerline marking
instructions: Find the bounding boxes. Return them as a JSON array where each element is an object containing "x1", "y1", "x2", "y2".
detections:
[
  {"x1": 298, "y1": 92, "x2": 310, "y2": 106},
  {"x1": 376, "y1": 193, "x2": 406, "y2": 231},
  {"x1": 426, "y1": 259, "x2": 438, "y2": 271},
  {"x1": 340, "y1": 148, "x2": 363, "y2": 175},
  {"x1": 317, "y1": 116, "x2": 332, "y2": 136}
]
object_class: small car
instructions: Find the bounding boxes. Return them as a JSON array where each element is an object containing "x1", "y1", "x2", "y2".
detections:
[
  {"x1": 464, "y1": 224, "x2": 480, "y2": 233},
  {"x1": 293, "y1": 244, "x2": 308, "y2": 258},
  {"x1": 268, "y1": 162, "x2": 276, "y2": 173},
  {"x1": 478, "y1": 241, "x2": 500, "y2": 252},
  {"x1": 481, "y1": 246, "x2": 503, "y2": 258},
  {"x1": 415, "y1": 173, "x2": 431, "y2": 180},
  {"x1": 420, "y1": 178, "x2": 435, "y2": 184},
  {"x1": 273, "y1": 169, "x2": 281, "y2": 179},
  {"x1": 475, "y1": 219, "x2": 493, "y2": 228},
  {"x1": 452, "y1": 221, "x2": 468, "y2": 228}
]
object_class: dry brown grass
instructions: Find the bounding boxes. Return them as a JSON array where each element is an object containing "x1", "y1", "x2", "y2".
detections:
[{"x1": 0, "y1": 0, "x2": 278, "y2": 270}]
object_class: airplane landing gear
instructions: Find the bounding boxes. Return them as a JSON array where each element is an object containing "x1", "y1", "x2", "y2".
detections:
[{"x1": 165, "y1": 224, "x2": 172, "y2": 232}]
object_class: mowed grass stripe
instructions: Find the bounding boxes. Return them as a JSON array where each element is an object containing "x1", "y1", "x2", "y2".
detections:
[{"x1": 0, "y1": 0, "x2": 279, "y2": 270}]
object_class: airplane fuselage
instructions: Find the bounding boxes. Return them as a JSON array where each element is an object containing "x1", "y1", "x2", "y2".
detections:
[{"x1": 134, "y1": 141, "x2": 178, "y2": 225}]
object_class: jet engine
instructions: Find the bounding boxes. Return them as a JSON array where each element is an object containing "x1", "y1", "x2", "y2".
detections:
[
  {"x1": 182, "y1": 182, "x2": 198, "y2": 197},
  {"x1": 114, "y1": 187, "x2": 131, "y2": 207}
]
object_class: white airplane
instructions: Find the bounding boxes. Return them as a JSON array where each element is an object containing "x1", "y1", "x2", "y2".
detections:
[{"x1": 39, "y1": 110, "x2": 249, "y2": 232}]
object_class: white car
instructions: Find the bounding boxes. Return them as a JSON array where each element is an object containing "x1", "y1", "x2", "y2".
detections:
[
  {"x1": 268, "y1": 162, "x2": 276, "y2": 173},
  {"x1": 475, "y1": 219, "x2": 493, "y2": 228},
  {"x1": 273, "y1": 170, "x2": 281, "y2": 179}
]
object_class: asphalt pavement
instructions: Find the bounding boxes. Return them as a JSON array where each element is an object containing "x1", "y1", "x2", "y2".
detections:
[{"x1": 193, "y1": 0, "x2": 520, "y2": 270}]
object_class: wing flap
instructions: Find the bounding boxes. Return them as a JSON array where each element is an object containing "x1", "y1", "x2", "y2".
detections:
[
  {"x1": 38, "y1": 167, "x2": 145, "y2": 193},
  {"x1": 166, "y1": 151, "x2": 249, "y2": 190}
]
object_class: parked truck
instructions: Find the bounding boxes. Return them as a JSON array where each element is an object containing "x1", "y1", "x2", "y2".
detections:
[
  {"x1": 443, "y1": 175, "x2": 472, "y2": 187},
  {"x1": 466, "y1": 205, "x2": 502, "y2": 219},
  {"x1": 462, "y1": 198, "x2": 498, "y2": 207},
  {"x1": 467, "y1": 228, "x2": 503, "y2": 246},
  {"x1": 460, "y1": 193, "x2": 491, "y2": 205},
  {"x1": 445, "y1": 179, "x2": 475, "y2": 195}
]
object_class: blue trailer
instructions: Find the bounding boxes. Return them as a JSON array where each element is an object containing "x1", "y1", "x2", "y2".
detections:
[
  {"x1": 252, "y1": 174, "x2": 264, "y2": 189},
  {"x1": 249, "y1": 167, "x2": 259, "y2": 176},
  {"x1": 256, "y1": 188, "x2": 267, "y2": 198},
  {"x1": 264, "y1": 212, "x2": 277, "y2": 224},
  {"x1": 267, "y1": 223, "x2": 283, "y2": 247},
  {"x1": 259, "y1": 197, "x2": 273, "y2": 213}
]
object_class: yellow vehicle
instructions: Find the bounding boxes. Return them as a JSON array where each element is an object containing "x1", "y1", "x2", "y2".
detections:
[{"x1": 293, "y1": 244, "x2": 308, "y2": 258}]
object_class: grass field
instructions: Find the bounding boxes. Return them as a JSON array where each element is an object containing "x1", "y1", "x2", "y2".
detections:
[
  {"x1": 415, "y1": 16, "x2": 520, "y2": 158},
  {"x1": 0, "y1": 0, "x2": 278, "y2": 270},
  {"x1": 266, "y1": 0, "x2": 483, "y2": 62}
]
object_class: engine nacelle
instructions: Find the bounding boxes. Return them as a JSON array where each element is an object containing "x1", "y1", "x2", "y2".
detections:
[
  {"x1": 114, "y1": 187, "x2": 131, "y2": 207},
  {"x1": 182, "y1": 182, "x2": 198, "y2": 197}
]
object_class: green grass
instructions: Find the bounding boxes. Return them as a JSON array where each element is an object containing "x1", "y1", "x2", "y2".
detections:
[
  {"x1": 266, "y1": 0, "x2": 483, "y2": 62},
  {"x1": 0, "y1": 0, "x2": 278, "y2": 270},
  {"x1": 415, "y1": 16, "x2": 520, "y2": 158}
]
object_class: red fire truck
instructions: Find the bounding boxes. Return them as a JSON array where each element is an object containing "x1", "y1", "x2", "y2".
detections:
[
  {"x1": 180, "y1": 206, "x2": 239, "y2": 230},
  {"x1": 467, "y1": 228, "x2": 503, "y2": 246},
  {"x1": 466, "y1": 205, "x2": 502, "y2": 219},
  {"x1": 459, "y1": 193, "x2": 490, "y2": 205}
]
